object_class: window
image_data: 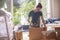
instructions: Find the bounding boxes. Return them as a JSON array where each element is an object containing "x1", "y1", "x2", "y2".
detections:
[
  {"x1": 13, "y1": 0, "x2": 51, "y2": 25},
  {"x1": 13, "y1": 0, "x2": 36, "y2": 25},
  {"x1": 41, "y1": 0, "x2": 51, "y2": 19}
]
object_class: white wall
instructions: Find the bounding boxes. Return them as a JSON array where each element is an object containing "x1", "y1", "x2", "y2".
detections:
[
  {"x1": 6, "y1": 0, "x2": 13, "y2": 14},
  {"x1": 51, "y1": 0, "x2": 60, "y2": 18}
]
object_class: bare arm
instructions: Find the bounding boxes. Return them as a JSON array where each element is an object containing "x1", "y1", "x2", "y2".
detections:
[
  {"x1": 41, "y1": 16, "x2": 46, "y2": 27},
  {"x1": 41, "y1": 16, "x2": 47, "y2": 31},
  {"x1": 27, "y1": 17, "x2": 30, "y2": 23},
  {"x1": 28, "y1": 11, "x2": 31, "y2": 23}
]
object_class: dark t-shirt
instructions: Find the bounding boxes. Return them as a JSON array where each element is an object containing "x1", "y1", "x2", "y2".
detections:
[{"x1": 28, "y1": 10, "x2": 42, "y2": 26}]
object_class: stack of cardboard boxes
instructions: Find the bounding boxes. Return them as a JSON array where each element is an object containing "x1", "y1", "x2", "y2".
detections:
[
  {"x1": 29, "y1": 27, "x2": 57, "y2": 40},
  {"x1": 14, "y1": 27, "x2": 60, "y2": 40}
]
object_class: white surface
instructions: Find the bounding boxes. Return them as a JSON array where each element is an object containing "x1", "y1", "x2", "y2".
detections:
[
  {"x1": 46, "y1": 23, "x2": 60, "y2": 30},
  {"x1": 0, "y1": 9, "x2": 13, "y2": 40},
  {"x1": 23, "y1": 32, "x2": 29, "y2": 40},
  {"x1": 0, "y1": 17, "x2": 7, "y2": 37},
  {"x1": 46, "y1": 23, "x2": 60, "y2": 27}
]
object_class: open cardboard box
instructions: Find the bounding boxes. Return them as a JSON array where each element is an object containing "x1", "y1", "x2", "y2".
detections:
[{"x1": 29, "y1": 27, "x2": 47, "y2": 40}]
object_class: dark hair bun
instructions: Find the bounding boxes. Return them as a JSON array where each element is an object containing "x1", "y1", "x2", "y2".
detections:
[
  {"x1": 38, "y1": 3, "x2": 41, "y2": 5},
  {"x1": 36, "y1": 3, "x2": 42, "y2": 8}
]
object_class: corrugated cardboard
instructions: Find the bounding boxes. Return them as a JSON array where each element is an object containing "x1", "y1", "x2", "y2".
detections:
[
  {"x1": 57, "y1": 32, "x2": 60, "y2": 40},
  {"x1": 15, "y1": 32, "x2": 22, "y2": 40},
  {"x1": 41, "y1": 32, "x2": 47, "y2": 40},
  {"x1": 57, "y1": 38, "x2": 60, "y2": 40},
  {"x1": 47, "y1": 31, "x2": 56, "y2": 40},
  {"x1": 55, "y1": 27, "x2": 60, "y2": 31},
  {"x1": 55, "y1": 27, "x2": 60, "y2": 40},
  {"x1": 46, "y1": 39, "x2": 56, "y2": 40},
  {"x1": 29, "y1": 27, "x2": 46, "y2": 40}
]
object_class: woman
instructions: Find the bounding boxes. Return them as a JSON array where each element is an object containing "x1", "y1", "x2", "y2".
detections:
[{"x1": 28, "y1": 3, "x2": 46, "y2": 30}]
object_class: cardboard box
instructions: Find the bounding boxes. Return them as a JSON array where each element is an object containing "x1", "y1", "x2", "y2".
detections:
[
  {"x1": 41, "y1": 32, "x2": 47, "y2": 40},
  {"x1": 55, "y1": 28, "x2": 60, "y2": 40},
  {"x1": 57, "y1": 38, "x2": 60, "y2": 40},
  {"x1": 29, "y1": 27, "x2": 46, "y2": 40},
  {"x1": 47, "y1": 31, "x2": 56, "y2": 40},
  {"x1": 46, "y1": 39, "x2": 56, "y2": 40},
  {"x1": 57, "y1": 32, "x2": 60, "y2": 40},
  {"x1": 15, "y1": 32, "x2": 22, "y2": 40},
  {"x1": 55, "y1": 27, "x2": 60, "y2": 31},
  {"x1": 13, "y1": 31, "x2": 16, "y2": 40}
]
